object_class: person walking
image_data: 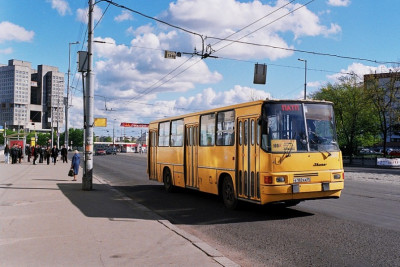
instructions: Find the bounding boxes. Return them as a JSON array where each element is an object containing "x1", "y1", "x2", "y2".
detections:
[
  {"x1": 18, "y1": 145, "x2": 23, "y2": 163},
  {"x1": 51, "y1": 145, "x2": 58, "y2": 165},
  {"x1": 61, "y1": 145, "x2": 68, "y2": 163},
  {"x1": 25, "y1": 145, "x2": 31, "y2": 162},
  {"x1": 4, "y1": 144, "x2": 10, "y2": 164},
  {"x1": 39, "y1": 146, "x2": 44, "y2": 163},
  {"x1": 32, "y1": 145, "x2": 38, "y2": 165},
  {"x1": 45, "y1": 146, "x2": 51, "y2": 165},
  {"x1": 71, "y1": 150, "x2": 80, "y2": 181},
  {"x1": 11, "y1": 145, "x2": 18, "y2": 164}
]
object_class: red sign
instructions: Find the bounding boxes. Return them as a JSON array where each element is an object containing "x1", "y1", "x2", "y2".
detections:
[
  {"x1": 120, "y1": 123, "x2": 149, "y2": 128},
  {"x1": 281, "y1": 104, "x2": 300, "y2": 112}
]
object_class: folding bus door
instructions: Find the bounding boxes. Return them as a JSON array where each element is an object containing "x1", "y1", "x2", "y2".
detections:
[
  {"x1": 237, "y1": 117, "x2": 258, "y2": 200},
  {"x1": 148, "y1": 130, "x2": 157, "y2": 180},
  {"x1": 185, "y1": 124, "x2": 199, "y2": 188}
]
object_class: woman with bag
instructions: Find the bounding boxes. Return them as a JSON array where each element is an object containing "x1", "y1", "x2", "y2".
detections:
[{"x1": 70, "y1": 150, "x2": 80, "y2": 181}]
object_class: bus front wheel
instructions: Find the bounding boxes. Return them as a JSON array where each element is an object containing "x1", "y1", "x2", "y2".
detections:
[
  {"x1": 163, "y1": 168, "x2": 174, "y2": 192},
  {"x1": 222, "y1": 177, "x2": 238, "y2": 210}
]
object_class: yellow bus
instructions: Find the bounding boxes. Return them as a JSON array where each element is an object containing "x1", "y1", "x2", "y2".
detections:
[{"x1": 147, "y1": 99, "x2": 344, "y2": 209}]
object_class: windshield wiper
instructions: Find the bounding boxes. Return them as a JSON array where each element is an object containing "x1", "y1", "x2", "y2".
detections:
[{"x1": 280, "y1": 142, "x2": 294, "y2": 163}]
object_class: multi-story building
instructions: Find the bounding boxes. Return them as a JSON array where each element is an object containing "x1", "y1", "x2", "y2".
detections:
[{"x1": 0, "y1": 59, "x2": 64, "y2": 132}]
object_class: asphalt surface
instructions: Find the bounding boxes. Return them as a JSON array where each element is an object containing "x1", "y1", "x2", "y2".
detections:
[{"x1": 94, "y1": 153, "x2": 400, "y2": 267}]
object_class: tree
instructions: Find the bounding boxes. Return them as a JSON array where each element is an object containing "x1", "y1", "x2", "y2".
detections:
[
  {"x1": 69, "y1": 128, "x2": 84, "y2": 148},
  {"x1": 364, "y1": 72, "x2": 400, "y2": 156},
  {"x1": 310, "y1": 74, "x2": 379, "y2": 158}
]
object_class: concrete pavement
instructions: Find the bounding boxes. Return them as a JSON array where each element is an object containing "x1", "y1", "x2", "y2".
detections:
[{"x1": 0, "y1": 155, "x2": 239, "y2": 267}]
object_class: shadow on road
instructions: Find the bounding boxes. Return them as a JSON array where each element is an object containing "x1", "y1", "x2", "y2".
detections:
[{"x1": 111, "y1": 184, "x2": 314, "y2": 225}]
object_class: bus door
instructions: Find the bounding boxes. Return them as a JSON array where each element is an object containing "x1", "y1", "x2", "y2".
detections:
[
  {"x1": 148, "y1": 130, "x2": 157, "y2": 180},
  {"x1": 185, "y1": 124, "x2": 199, "y2": 188},
  {"x1": 237, "y1": 117, "x2": 258, "y2": 199}
]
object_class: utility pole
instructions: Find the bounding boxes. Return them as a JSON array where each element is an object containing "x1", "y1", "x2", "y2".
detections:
[
  {"x1": 83, "y1": 0, "x2": 94, "y2": 190},
  {"x1": 298, "y1": 58, "x2": 307, "y2": 100},
  {"x1": 66, "y1": 41, "x2": 79, "y2": 149},
  {"x1": 51, "y1": 107, "x2": 54, "y2": 147},
  {"x1": 57, "y1": 95, "x2": 60, "y2": 149},
  {"x1": 113, "y1": 119, "x2": 115, "y2": 148}
]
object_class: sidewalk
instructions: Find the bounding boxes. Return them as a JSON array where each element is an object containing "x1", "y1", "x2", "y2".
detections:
[{"x1": 0, "y1": 159, "x2": 238, "y2": 266}]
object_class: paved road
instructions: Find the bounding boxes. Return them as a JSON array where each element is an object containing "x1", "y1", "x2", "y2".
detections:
[{"x1": 94, "y1": 153, "x2": 400, "y2": 267}]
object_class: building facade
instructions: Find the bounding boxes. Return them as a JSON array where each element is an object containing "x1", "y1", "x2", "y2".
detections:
[{"x1": 0, "y1": 59, "x2": 64, "y2": 132}]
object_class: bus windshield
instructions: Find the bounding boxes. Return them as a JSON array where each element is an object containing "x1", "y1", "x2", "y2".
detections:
[{"x1": 260, "y1": 102, "x2": 339, "y2": 153}]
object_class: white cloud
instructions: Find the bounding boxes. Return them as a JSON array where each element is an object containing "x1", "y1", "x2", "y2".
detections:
[
  {"x1": 89, "y1": 85, "x2": 271, "y2": 124},
  {"x1": 76, "y1": 5, "x2": 103, "y2": 24},
  {"x1": 327, "y1": 0, "x2": 351, "y2": 7},
  {"x1": 160, "y1": 0, "x2": 342, "y2": 60},
  {"x1": 126, "y1": 24, "x2": 154, "y2": 36},
  {"x1": 114, "y1": 10, "x2": 133, "y2": 22},
  {"x1": 0, "y1": 21, "x2": 34, "y2": 43},
  {"x1": 327, "y1": 63, "x2": 400, "y2": 83},
  {"x1": 47, "y1": 0, "x2": 71, "y2": 16},
  {"x1": 91, "y1": 34, "x2": 222, "y2": 103},
  {"x1": 0, "y1": 47, "x2": 13, "y2": 54}
]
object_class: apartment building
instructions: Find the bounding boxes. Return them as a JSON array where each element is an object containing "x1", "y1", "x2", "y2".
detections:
[{"x1": 0, "y1": 59, "x2": 64, "y2": 132}]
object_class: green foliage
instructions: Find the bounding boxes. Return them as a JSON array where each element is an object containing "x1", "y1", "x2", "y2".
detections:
[
  {"x1": 69, "y1": 128, "x2": 84, "y2": 148},
  {"x1": 310, "y1": 74, "x2": 379, "y2": 156}
]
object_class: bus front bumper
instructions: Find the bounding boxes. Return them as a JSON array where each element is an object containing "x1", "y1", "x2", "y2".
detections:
[{"x1": 260, "y1": 181, "x2": 344, "y2": 203}]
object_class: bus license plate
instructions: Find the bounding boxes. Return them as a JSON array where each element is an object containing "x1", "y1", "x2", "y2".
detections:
[{"x1": 294, "y1": 177, "x2": 310, "y2": 183}]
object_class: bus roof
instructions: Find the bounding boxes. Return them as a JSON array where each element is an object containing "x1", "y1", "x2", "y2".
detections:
[{"x1": 149, "y1": 99, "x2": 333, "y2": 124}]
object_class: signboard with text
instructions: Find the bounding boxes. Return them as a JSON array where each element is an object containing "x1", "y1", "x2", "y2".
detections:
[{"x1": 120, "y1": 123, "x2": 149, "y2": 128}]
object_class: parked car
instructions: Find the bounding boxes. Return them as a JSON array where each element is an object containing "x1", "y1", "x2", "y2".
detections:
[
  {"x1": 389, "y1": 149, "x2": 400, "y2": 156},
  {"x1": 95, "y1": 148, "x2": 106, "y2": 156},
  {"x1": 106, "y1": 148, "x2": 117, "y2": 155}
]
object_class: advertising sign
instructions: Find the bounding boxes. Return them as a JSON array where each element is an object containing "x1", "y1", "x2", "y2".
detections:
[
  {"x1": 377, "y1": 158, "x2": 400, "y2": 167},
  {"x1": 120, "y1": 123, "x2": 149, "y2": 128}
]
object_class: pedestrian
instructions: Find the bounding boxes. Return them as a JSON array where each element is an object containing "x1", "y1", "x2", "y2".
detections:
[
  {"x1": 25, "y1": 145, "x2": 31, "y2": 162},
  {"x1": 71, "y1": 150, "x2": 80, "y2": 181},
  {"x1": 45, "y1": 146, "x2": 51, "y2": 165},
  {"x1": 61, "y1": 145, "x2": 68, "y2": 163},
  {"x1": 18, "y1": 145, "x2": 23, "y2": 163},
  {"x1": 32, "y1": 145, "x2": 38, "y2": 165},
  {"x1": 39, "y1": 146, "x2": 44, "y2": 163},
  {"x1": 11, "y1": 145, "x2": 18, "y2": 164},
  {"x1": 4, "y1": 144, "x2": 10, "y2": 164},
  {"x1": 51, "y1": 145, "x2": 58, "y2": 165}
]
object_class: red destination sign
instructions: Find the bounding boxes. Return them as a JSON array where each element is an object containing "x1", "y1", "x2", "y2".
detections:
[{"x1": 281, "y1": 104, "x2": 300, "y2": 111}]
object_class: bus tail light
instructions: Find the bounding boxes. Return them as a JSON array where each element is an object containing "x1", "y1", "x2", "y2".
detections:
[
  {"x1": 264, "y1": 176, "x2": 272, "y2": 184},
  {"x1": 276, "y1": 177, "x2": 285, "y2": 183}
]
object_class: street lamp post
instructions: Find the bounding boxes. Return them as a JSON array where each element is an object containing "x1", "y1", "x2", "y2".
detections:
[
  {"x1": 66, "y1": 41, "x2": 79, "y2": 150},
  {"x1": 298, "y1": 58, "x2": 307, "y2": 100}
]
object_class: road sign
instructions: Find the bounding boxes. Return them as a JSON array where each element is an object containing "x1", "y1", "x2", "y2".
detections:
[{"x1": 164, "y1": 50, "x2": 177, "y2": 59}]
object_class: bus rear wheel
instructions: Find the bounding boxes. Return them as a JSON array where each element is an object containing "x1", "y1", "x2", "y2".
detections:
[
  {"x1": 222, "y1": 177, "x2": 238, "y2": 210},
  {"x1": 163, "y1": 168, "x2": 174, "y2": 192}
]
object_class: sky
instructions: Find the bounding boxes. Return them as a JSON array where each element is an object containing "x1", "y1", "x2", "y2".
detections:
[{"x1": 1, "y1": 0, "x2": 399, "y2": 138}]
